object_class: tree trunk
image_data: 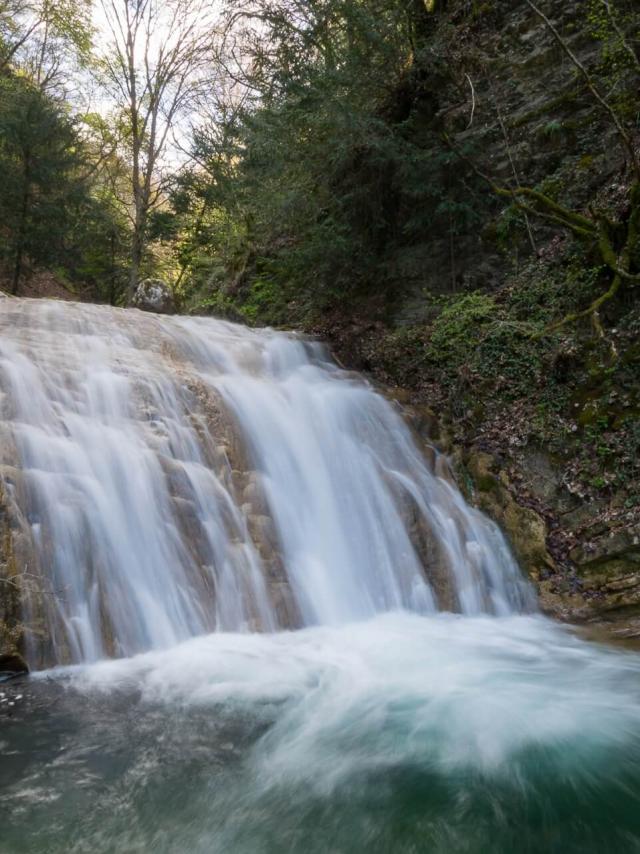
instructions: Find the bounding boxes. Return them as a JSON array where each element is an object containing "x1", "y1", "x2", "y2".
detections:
[
  {"x1": 109, "y1": 230, "x2": 117, "y2": 305},
  {"x1": 12, "y1": 155, "x2": 31, "y2": 296},
  {"x1": 128, "y1": 205, "x2": 145, "y2": 302},
  {"x1": 128, "y1": 231, "x2": 141, "y2": 302},
  {"x1": 410, "y1": 0, "x2": 446, "y2": 46}
]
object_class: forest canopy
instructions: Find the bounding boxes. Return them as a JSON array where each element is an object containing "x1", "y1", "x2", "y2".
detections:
[{"x1": 0, "y1": 0, "x2": 637, "y2": 326}]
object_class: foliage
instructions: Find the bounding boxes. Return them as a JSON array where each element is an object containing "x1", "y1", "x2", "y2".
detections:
[
  {"x1": 167, "y1": 0, "x2": 482, "y2": 309},
  {"x1": 426, "y1": 293, "x2": 497, "y2": 365},
  {"x1": 0, "y1": 0, "x2": 92, "y2": 92},
  {"x1": 0, "y1": 73, "x2": 130, "y2": 299},
  {"x1": 415, "y1": 289, "x2": 550, "y2": 402}
]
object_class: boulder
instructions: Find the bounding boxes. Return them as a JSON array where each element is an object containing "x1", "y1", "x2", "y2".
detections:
[{"x1": 131, "y1": 278, "x2": 175, "y2": 314}]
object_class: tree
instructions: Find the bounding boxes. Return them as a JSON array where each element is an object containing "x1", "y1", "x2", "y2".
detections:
[
  {"x1": 0, "y1": 76, "x2": 81, "y2": 292},
  {"x1": 97, "y1": 0, "x2": 215, "y2": 299},
  {"x1": 0, "y1": 0, "x2": 92, "y2": 91},
  {"x1": 168, "y1": 0, "x2": 450, "y2": 309},
  {"x1": 0, "y1": 74, "x2": 131, "y2": 298}
]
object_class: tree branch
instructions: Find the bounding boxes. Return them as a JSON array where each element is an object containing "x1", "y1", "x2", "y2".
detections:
[{"x1": 525, "y1": 0, "x2": 639, "y2": 181}]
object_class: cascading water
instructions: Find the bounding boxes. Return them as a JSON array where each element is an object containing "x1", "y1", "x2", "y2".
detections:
[
  {"x1": 0, "y1": 297, "x2": 532, "y2": 665},
  {"x1": 3, "y1": 296, "x2": 640, "y2": 854}
]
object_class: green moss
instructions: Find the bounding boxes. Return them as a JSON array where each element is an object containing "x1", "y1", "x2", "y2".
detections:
[
  {"x1": 475, "y1": 473, "x2": 501, "y2": 493},
  {"x1": 577, "y1": 154, "x2": 596, "y2": 171},
  {"x1": 426, "y1": 292, "x2": 497, "y2": 365}
]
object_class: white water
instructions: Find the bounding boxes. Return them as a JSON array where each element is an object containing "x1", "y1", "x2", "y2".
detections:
[
  {"x1": 3, "y1": 297, "x2": 640, "y2": 853},
  {"x1": 63, "y1": 612, "x2": 640, "y2": 780},
  {"x1": 0, "y1": 297, "x2": 532, "y2": 665},
  {"x1": 5, "y1": 612, "x2": 637, "y2": 853}
]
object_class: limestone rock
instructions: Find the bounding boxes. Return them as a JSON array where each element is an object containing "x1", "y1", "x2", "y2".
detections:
[
  {"x1": 570, "y1": 526, "x2": 640, "y2": 568},
  {"x1": 466, "y1": 451, "x2": 553, "y2": 579},
  {"x1": 247, "y1": 514, "x2": 280, "y2": 560},
  {"x1": 131, "y1": 278, "x2": 175, "y2": 314}
]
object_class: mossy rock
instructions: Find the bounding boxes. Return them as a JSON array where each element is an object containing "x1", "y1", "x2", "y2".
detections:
[{"x1": 465, "y1": 451, "x2": 554, "y2": 579}]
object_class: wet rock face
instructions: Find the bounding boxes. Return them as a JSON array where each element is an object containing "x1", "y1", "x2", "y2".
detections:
[
  {"x1": 0, "y1": 474, "x2": 26, "y2": 664},
  {"x1": 455, "y1": 443, "x2": 640, "y2": 638},
  {"x1": 568, "y1": 526, "x2": 640, "y2": 627},
  {"x1": 131, "y1": 279, "x2": 175, "y2": 314},
  {"x1": 0, "y1": 652, "x2": 28, "y2": 680},
  {"x1": 465, "y1": 452, "x2": 553, "y2": 576},
  {"x1": 461, "y1": 450, "x2": 581, "y2": 619}
]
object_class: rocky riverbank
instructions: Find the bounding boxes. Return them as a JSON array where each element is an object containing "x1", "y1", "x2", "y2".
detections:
[{"x1": 382, "y1": 384, "x2": 640, "y2": 640}]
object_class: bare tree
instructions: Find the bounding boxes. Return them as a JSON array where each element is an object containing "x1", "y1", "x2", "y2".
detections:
[
  {"x1": 0, "y1": 0, "x2": 41, "y2": 71},
  {"x1": 98, "y1": 0, "x2": 215, "y2": 299},
  {"x1": 0, "y1": 0, "x2": 91, "y2": 92}
]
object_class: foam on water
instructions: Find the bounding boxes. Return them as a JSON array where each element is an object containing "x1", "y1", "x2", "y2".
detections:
[
  {"x1": 54, "y1": 612, "x2": 640, "y2": 779},
  {"x1": 0, "y1": 613, "x2": 636, "y2": 853}
]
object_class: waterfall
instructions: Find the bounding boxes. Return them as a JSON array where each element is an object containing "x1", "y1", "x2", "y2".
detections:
[{"x1": 0, "y1": 297, "x2": 534, "y2": 665}]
